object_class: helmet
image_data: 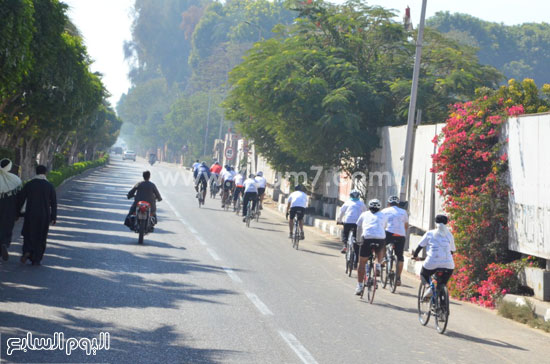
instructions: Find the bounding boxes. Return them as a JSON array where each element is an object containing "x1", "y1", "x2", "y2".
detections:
[
  {"x1": 214, "y1": 161, "x2": 219, "y2": 165},
  {"x1": 201, "y1": 161, "x2": 206, "y2": 166},
  {"x1": 294, "y1": 184, "x2": 303, "y2": 192},
  {"x1": 350, "y1": 190, "x2": 361, "y2": 199},
  {"x1": 257, "y1": 171, "x2": 263, "y2": 177},
  {"x1": 368, "y1": 199, "x2": 381, "y2": 209},
  {"x1": 435, "y1": 214, "x2": 448, "y2": 224},
  {"x1": 248, "y1": 173, "x2": 255, "y2": 178},
  {"x1": 387, "y1": 195, "x2": 400, "y2": 205},
  {"x1": 224, "y1": 164, "x2": 229, "y2": 169}
]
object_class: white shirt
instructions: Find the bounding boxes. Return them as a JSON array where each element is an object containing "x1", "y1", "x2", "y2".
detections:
[
  {"x1": 244, "y1": 178, "x2": 258, "y2": 193},
  {"x1": 382, "y1": 206, "x2": 409, "y2": 236},
  {"x1": 357, "y1": 211, "x2": 388, "y2": 240},
  {"x1": 338, "y1": 199, "x2": 367, "y2": 224},
  {"x1": 255, "y1": 176, "x2": 267, "y2": 188},
  {"x1": 192, "y1": 162, "x2": 200, "y2": 171},
  {"x1": 287, "y1": 191, "x2": 308, "y2": 208},
  {"x1": 222, "y1": 170, "x2": 236, "y2": 181},
  {"x1": 418, "y1": 228, "x2": 456, "y2": 270},
  {"x1": 235, "y1": 174, "x2": 244, "y2": 186}
]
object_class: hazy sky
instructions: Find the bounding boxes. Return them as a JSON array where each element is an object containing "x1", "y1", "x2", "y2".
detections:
[{"x1": 63, "y1": 0, "x2": 550, "y2": 107}]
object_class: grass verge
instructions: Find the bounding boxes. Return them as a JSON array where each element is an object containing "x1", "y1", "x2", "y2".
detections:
[
  {"x1": 497, "y1": 299, "x2": 550, "y2": 333},
  {"x1": 48, "y1": 155, "x2": 109, "y2": 187}
]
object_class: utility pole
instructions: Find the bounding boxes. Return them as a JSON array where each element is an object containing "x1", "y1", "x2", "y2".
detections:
[
  {"x1": 203, "y1": 94, "x2": 212, "y2": 157},
  {"x1": 399, "y1": 0, "x2": 428, "y2": 203}
]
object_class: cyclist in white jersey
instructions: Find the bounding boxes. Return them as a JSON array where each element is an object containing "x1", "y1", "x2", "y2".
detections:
[
  {"x1": 255, "y1": 171, "x2": 267, "y2": 209},
  {"x1": 286, "y1": 185, "x2": 308, "y2": 240},
  {"x1": 382, "y1": 195, "x2": 409, "y2": 286},
  {"x1": 242, "y1": 174, "x2": 258, "y2": 221},
  {"x1": 220, "y1": 166, "x2": 236, "y2": 208},
  {"x1": 337, "y1": 190, "x2": 367, "y2": 254}
]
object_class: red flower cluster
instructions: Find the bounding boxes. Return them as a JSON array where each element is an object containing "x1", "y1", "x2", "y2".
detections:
[{"x1": 432, "y1": 96, "x2": 524, "y2": 308}]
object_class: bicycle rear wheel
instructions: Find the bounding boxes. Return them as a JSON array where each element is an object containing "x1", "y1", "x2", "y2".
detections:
[
  {"x1": 293, "y1": 221, "x2": 300, "y2": 250},
  {"x1": 345, "y1": 248, "x2": 353, "y2": 276},
  {"x1": 435, "y1": 287, "x2": 450, "y2": 334},
  {"x1": 382, "y1": 256, "x2": 389, "y2": 289},
  {"x1": 389, "y1": 256, "x2": 398, "y2": 293},
  {"x1": 360, "y1": 263, "x2": 368, "y2": 299},
  {"x1": 418, "y1": 282, "x2": 431, "y2": 326},
  {"x1": 367, "y1": 261, "x2": 376, "y2": 304}
]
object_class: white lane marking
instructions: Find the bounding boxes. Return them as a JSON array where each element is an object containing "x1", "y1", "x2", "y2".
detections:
[
  {"x1": 222, "y1": 267, "x2": 242, "y2": 283},
  {"x1": 188, "y1": 226, "x2": 199, "y2": 234},
  {"x1": 278, "y1": 330, "x2": 319, "y2": 364},
  {"x1": 244, "y1": 291, "x2": 273, "y2": 316},
  {"x1": 206, "y1": 248, "x2": 221, "y2": 261},
  {"x1": 195, "y1": 235, "x2": 208, "y2": 246}
]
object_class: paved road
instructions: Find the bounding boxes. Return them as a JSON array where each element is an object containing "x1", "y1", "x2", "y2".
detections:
[{"x1": 1, "y1": 157, "x2": 548, "y2": 364}]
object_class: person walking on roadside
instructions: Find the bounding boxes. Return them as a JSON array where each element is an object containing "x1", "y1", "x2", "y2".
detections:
[
  {"x1": 16, "y1": 165, "x2": 57, "y2": 266},
  {"x1": 0, "y1": 159, "x2": 22, "y2": 261}
]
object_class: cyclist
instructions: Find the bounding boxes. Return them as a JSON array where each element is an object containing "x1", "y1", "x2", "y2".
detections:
[
  {"x1": 255, "y1": 171, "x2": 267, "y2": 209},
  {"x1": 355, "y1": 199, "x2": 388, "y2": 295},
  {"x1": 382, "y1": 195, "x2": 409, "y2": 286},
  {"x1": 233, "y1": 169, "x2": 245, "y2": 210},
  {"x1": 194, "y1": 162, "x2": 210, "y2": 201},
  {"x1": 210, "y1": 161, "x2": 222, "y2": 196},
  {"x1": 192, "y1": 160, "x2": 200, "y2": 173},
  {"x1": 337, "y1": 190, "x2": 367, "y2": 254},
  {"x1": 412, "y1": 214, "x2": 455, "y2": 300},
  {"x1": 220, "y1": 165, "x2": 236, "y2": 208},
  {"x1": 286, "y1": 185, "x2": 308, "y2": 240},
  {"x1": 242, "y1": 174, "x2": 258, "y2": 222}
]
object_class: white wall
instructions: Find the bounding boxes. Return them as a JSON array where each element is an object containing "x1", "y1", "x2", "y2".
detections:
[{"x1": 507, "y1": 113, "x2": 550, "y2": 259}]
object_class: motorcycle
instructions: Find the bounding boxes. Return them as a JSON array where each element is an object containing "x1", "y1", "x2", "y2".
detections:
[
  {"x1": 132, "y1": 201, "x2": 155, "y2": 244},
  {"x1": 148, "y1": 155, "x2": 157, "y2": 166}
]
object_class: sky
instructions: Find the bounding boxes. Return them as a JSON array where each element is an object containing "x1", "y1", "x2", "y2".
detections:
[{"x1": 63, "y1": 0, "x2": 550, "y2": 107}]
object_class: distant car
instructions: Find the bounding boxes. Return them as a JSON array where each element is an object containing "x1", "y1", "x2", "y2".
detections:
[
  {"x1": 113, "y1": 147, "x2": 123, "y2": 155},
  {"x1": 123, "y1": 150, "x2": 136, "y2": 161}
]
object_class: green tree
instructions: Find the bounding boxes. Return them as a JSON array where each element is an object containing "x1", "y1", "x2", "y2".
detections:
[{"x1": 225, "y1": 0, "x2": 501, "y2": 175}]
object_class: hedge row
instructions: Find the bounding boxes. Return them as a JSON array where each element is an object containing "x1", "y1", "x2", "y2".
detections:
[{"x1": 48, "y1": 156, "x2": 109, "y2": 187}]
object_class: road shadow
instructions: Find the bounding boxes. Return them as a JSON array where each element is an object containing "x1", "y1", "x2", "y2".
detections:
[
  {"x1": 0, "y1": 311, "x2": 241, "y2": 363},
  {"x1": 445, "y1": 331, "x2": 528, "y2": 351}
]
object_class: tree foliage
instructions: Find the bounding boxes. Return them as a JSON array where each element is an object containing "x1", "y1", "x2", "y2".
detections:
[
  {"x1": 0, "y1": 0, "x2": 121, "y2": 178},
  {"x1": 428, "y1": 11, "x2": 550, "y2": 85},
  {"x1": 225, "y1": 0, "x2": 501, "y2": 174}
]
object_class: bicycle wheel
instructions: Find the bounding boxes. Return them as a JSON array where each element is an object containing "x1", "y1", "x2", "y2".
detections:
[
  {"x1": 367, "y1": 260, "x2": 376, "y2": 304},
  {"x1": 418, "y1": 282, "x2": 431, "y2": 326},
  {"x1": 293, "y1": 221, "x2": 300, "y2": 250},
  {"x1": 382, "y1": 255, "x2": 389, "y2": 289},
  {"x1": 345, "y1": 247, "x2": 353, "y2": 276},
  {"x1": 435, "y1": 287, "x2": 450, "y2": 334},
  {"x1": 389, "y1": 256, "x2": 398, "y2": 293},
  {"x1": 360, "y1": 263, "x2": 369, "y2": 299}
]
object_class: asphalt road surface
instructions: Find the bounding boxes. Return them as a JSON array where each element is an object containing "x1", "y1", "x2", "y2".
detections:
[{"x1": 1, "y1": 156, "x2": 549, "y2": 364}]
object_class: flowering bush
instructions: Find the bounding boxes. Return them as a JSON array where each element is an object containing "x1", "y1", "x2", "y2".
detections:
[{"x1": 432, "y1": 79, "x2": 550, "y2": 308}]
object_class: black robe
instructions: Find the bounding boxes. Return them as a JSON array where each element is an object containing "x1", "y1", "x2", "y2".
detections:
[
  {"x1": 0, "y1": 193, "x2": 18, "y2": 248},
  {"x1": 17, "y1": 178, "x2": 57, "y2": 263}
]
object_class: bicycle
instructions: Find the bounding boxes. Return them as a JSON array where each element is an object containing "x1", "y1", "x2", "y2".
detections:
[
  {"x1": 417, "y1": 267, "x2": 450, "y2": 334},
  {"x1": 382, "y1": 242, "x2": 398, "y2": 293},
  {"x1": 286, "y1": 211, "x2": 301, "y2": 250},
  {"x1": 210, "y1": 181, "x2": 219, "y2": 199},
  {"x1": 244, "y1": 199, "x2": 254, "y2": 227},
  {"x1": 197, "y1": 181, "x2": 206, "y2": 207},
  {"x1": 344, "y1": 230, "x2": 356, "y2": 277},
  {"x1": 254, "y1": 199, "x2": 261, "y2": 222},
  {"x1": 359, "y1": 240, "x2": 382, "y2": 304},
  {"x1": 234, "y1": 193, "x2": 242, "y2": 215}
]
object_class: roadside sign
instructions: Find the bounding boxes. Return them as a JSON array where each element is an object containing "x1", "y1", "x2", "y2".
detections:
[{"x1": 225, "y1": 147, "x2": 234, "y2": 159}]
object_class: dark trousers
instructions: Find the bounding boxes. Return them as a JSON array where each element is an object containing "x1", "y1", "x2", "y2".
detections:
[
  {"x1": 243, "y1": 192, "x2": 258, "y2": 216},
  {"x1": 341, "y1": 223, "x2": 357, "y2": 243}
]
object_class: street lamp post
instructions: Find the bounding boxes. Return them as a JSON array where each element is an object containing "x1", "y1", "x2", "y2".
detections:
[{"x1": 399, "y1": 0, "x2": 428, "y2": 203}]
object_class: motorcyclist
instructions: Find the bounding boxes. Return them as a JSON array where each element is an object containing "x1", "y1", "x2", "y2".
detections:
[
  {"x1": 148, "y1": 153, "x2": 157, "y2": 166},
  {"x1": 126, "y1": 170, "x2": 162, "y2": 227}
]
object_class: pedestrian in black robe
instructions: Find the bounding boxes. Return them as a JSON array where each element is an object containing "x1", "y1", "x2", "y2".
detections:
[
  {"x1": 16, "y1": 165, "x2": 57, "y2": 265},
  {"x1": 0, "y1": 158, "x2": 22, "y2": 261}
]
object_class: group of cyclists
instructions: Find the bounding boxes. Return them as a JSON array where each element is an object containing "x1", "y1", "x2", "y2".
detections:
[
  {"x1": 191, "y1": 160, "x2": 456, "y2": 301},
  {"x1": 337, "y1": 190, "x2": 455, "y2": 299},
  {"x1": 191, "y1": 160, "x2": 268, "y2": 222}
]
